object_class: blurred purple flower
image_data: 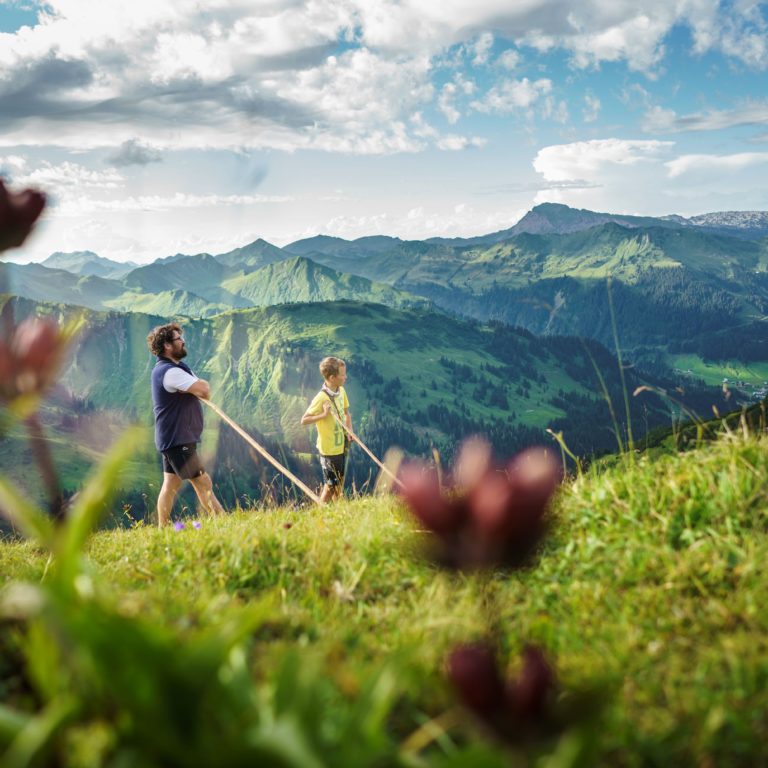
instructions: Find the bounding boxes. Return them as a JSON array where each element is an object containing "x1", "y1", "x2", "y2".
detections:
[
  {"x1": 0, "y1": 179, "x2": 46, "y2": 253},
  {"x1": 447, "y1": 642, "x2": 505, "y2": 718},
  {"x1": 0, "y1": 316, "x2": 67, "y2": 404},
  {"x1": 192, "y1": 521, "x2": 202, "y2": 529},
  {"x1": 447, "y1": 642, "x2": 557, "y2": 744},
  {"x1": 399, "y1": 438, "x2": 561, "y2": 570},
  {"x1": 173, "y1": 521, "x2": 185, "y2": 531}
]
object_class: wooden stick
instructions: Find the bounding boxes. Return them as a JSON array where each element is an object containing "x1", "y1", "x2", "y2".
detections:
[
  {"x1": 329, "y1": 412, "x2": 405, "y2": 490},
  {"x1": 201, "y1": 399, "x2": 323, "y2": 505}
]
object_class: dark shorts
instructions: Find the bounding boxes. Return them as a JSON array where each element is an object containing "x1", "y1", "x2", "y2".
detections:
[
  {"x1": 319, "y1": 453, "x2": 346, "y2": 487},
  {"x1": 161, "y1": 443, "x2": 205, "y2": 480}
]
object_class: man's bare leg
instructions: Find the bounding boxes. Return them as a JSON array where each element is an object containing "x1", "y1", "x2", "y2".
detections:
[
  {"x1": 189, "y1": 471, "x2": 225, "y2": 518},
  {"x1": 157, "y1": 472, "x2": 183, "y2": 528}
]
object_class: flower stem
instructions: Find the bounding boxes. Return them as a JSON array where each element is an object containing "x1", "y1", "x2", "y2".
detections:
[{"x1": 24, "y1": 412, "x2": 65, "y2": 522}]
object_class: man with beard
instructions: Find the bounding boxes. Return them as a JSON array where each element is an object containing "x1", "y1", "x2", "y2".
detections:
[{"x1": 147, "y1": 323, "x2": 225, "y2": 527}]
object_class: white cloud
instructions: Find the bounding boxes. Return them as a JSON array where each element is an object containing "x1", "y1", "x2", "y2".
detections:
[
  {"x1": 323, "y1": 201, "x2": 523, "y2": 240},
  {"x1": 531, "y1": 138, "x2": 677, "y2": 213},
  {"x1": 643, "y1": 101, "x2": 768, "y2": 133},
  {"x1": 583, "y1": 92, "x2": 600, "y2": 122},
  {"x1": 53, "y1": 192, "x2": 293, "y2": 217},
  {"x1": 665, "y1": 151, "x2": 768, "y2": 178},
  {"x1": 438, "y1": 82, "x2": 461, "y2": 124},
  {"x1": 542, "y1": 96, "x2": 569, "y2": 124},
  {"x1": 436, "y1": 73, "x2": 476, "y2": 124},
  {"x1": 13, "y1": 160, "x2": 124, "y2": 192},
  {"x1": 0, "y1": 155, "x2": 29, "y2": 175},
  {"x1": 1, "y1": 0, "x2": 766, "y2": 158},
  {"x1": 534, "y1": 138, "x2": 674, "y2": 182},
  {"x1": 496, "y1": 48, "x2": 521, "y2": 70},
  {"x1": 436, "y1": 134, "x2": 486, "y2": 150},
  {"x1": 470, "y1": 31, "x2": 494, "y2": 65},
  {"x1": 531, "y1": 138, "x2": 768, "y2": 215},
  {"x1": 471, "y1": 77, "x2": 552, "y2": 114},
  {"x1": 688, "y1": 0, "x2": 768, "y2": 68}
]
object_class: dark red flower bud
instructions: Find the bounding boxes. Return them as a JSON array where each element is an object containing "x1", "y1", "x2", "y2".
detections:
[
  {"x1": 447, "y1": 643, "x2": 506, "y2": 717},
  {"x1": 453, "y1": 436, "x2": 492, "y2": 492},
  {"x1": 0, "y1": 317, "x2": 65, "y2": 402},
  {"x1": 507, "y1": 448, "x2": 561, "y2": 515},
  {"x1": 468, "y1": 469, "x2": 515, "y2": 538},
  {"x1": 0, "y1": 339, "x2": 13, "y2": 391},
  {"x1": 506, "y1": 645, "x2": 555, "y2": 721},
  {"x1": 0, "y1": 180, "x2": 46, "y2": 253},
  {"x1": 399, "y1": 463, "x2": 462, "y2": 534}
]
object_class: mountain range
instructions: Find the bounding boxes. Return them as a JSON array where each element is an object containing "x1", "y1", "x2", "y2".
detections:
[{"x1": 4, "y1": 202, "x2": 764, "y2": 368}]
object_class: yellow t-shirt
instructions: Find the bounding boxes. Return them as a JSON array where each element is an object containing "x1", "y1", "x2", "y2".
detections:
[{"x1": 307, "y1": 386, "x2": 350, "y2": 456}]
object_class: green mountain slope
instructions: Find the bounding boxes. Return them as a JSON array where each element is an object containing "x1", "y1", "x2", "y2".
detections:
[
  {"x1": 214, "y1": 237, "x2": 288, "y2": 268},
  {"x1": 284, "y1": 234, "x2": 402, "y2": 258},
  {"x1": 279, "y1": 219, "x2": 768, "y2": 360},
  {"x1": 41, "y1": 250, "x2": 138, "y2": 278},
  {"x1": 2, "y1": 296, "x2": 725, "y2": 508},
  {"x1": 120, "y1": 253, "x2": 251, "y2": 307},
  {"x1": 220, "y1": 256, "x2": 429, "y2": 308},
  {"x1": 424, "y1": 201, "x2": 684, "y2": 246},
  {"x1": 102, "y1": 289, "x2": 234, "y2": 317},
  {"x1": 0, "y1": 262, "x2": 126, "y2": 307},
  {"x1": 2, "y1": 253, "x2": 429, "y2": 319}
]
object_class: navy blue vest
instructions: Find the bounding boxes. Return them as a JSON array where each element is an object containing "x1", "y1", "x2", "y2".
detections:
[{"x1": 151, "y1": 357, "x2": 204, "y2": 451}]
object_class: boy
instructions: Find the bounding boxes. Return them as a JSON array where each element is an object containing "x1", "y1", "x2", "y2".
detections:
[{"x1": 301, "y1": 356, "x2": 353, "y2": 502}]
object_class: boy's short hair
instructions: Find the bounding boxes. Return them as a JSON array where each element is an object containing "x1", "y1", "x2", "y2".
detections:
[
  {"x1": 147, "y1": 323, "x2": 182, "y2": 357},
  {"x1": 319, "y1": 356, "x2": 345, "y2": 380}
]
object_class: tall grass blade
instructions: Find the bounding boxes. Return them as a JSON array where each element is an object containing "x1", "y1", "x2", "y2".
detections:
[
  {"x1": 56, "y1": 426, "x2": 142, "y2": 578},
  {"x1": 0, "y1": 705, "x2": 29, "y2": 748},
  {"x1": 606, "y1": 277, "x2": 633, "y2": 457},
  {"x1": 0, "y1": 478, "x2": 54, "y2": 547},
  {"x1": 1, "y1": 697, "x2": 77, "y2": 768}
]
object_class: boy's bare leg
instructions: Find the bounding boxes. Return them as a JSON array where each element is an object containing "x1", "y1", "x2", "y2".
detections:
[
  {"x1": 320, "y1": 480, "x2": 344, "y2": 503},
  {"x1": 157, "y1": 472, "x2": 183, "y2": 528},
  {"x1": 189, "y1": 471, "x2": 225, "y2": 517}
]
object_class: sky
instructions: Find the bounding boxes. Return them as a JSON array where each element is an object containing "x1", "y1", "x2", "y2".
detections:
[{"x1": 1, "y1": 0, "x2": 768, "y2": 264}]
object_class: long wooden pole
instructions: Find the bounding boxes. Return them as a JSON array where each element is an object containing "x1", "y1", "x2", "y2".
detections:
[
  {"x1": 201, "y1": 399, "x2": 323, "y2": 505},
  {"x1": 329, "y1": 412, "x2": 405, "y2": 490}
]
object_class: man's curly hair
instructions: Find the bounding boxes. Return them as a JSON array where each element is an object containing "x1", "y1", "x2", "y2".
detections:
[{"x1": 147, "y1": 323, "x2": 182, "y2": 358}]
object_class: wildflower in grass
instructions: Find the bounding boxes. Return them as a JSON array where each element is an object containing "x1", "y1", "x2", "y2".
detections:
[
  {"x1": 173, "y1": 521, "x2": 185, "y2": 531},
  {"x1": 447, "y1": 642, "x2": 557, "y2": 744},
  {"x1": 399, "y1": 438, "x2": 561, "y2": 570},
  {"x1": 0, "y1": 316, "x2": 67, "y2": 404},
  {"x1": 192, "y1": 521, "x2": 202, "y2": 529},
  {"x1": 0, "y1": 314, "x2": 68, "y2": 520},
  {"x1": 0, "y1": 178, "x2": 46, "y2": 253}
]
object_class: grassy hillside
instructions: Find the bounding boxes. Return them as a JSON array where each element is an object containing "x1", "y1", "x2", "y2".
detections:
[
  {"x1": 1, "y1": 434, "x2": 766, "y2": 765},
  {"x1": 295, "y1": 223, "x2": 768, "y2": 361},
  {"x1": 1, "y1": 254, "x2": 428, "y2": 318},
  {"x1": 219, "y1": 256, "x2": 429, "y2": 309}
]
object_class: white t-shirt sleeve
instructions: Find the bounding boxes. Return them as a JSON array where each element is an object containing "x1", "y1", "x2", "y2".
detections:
[{"x1": 163, "y1": 367, "x2": 199, "y2": 393}]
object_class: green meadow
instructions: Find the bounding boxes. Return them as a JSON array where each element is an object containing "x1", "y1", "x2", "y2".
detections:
[
  {"x1": 667, "y1": 353, "x2": 768, "y2": 389},
  {"x1": 1, "y1": 432, "x2": 767, "y2": 766}
]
